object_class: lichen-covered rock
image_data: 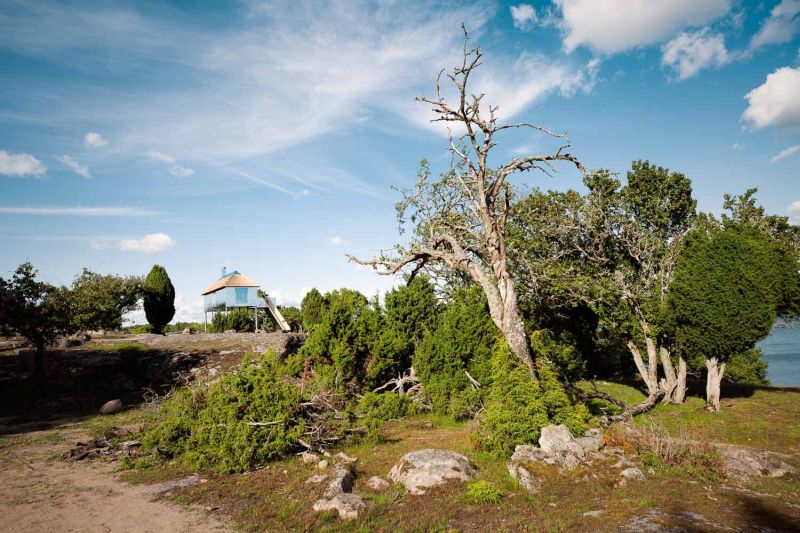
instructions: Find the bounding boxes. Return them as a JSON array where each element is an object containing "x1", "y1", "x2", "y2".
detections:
[
  {"x1": 301, "y1": 452, "x2": 319, "y2": 464},
  {"x1": 324, "y1": 465, "x2": 355, "y2": 499},
  {"x1": 388, "y1": 449, "x2": 476, "y2": 495},
  {"x1": 366, "y1": 476, "x2": 390, "y2": 491},
  {"x1": 99, "y1": 399, "x2": 123, "y2": 415},
  {"x1": 575, "y1": 428, "x2": 603, "y2": 455},
  {"x1": 507, "y1": 448, "x2": 543, "y2": 494},
  {"x1": 537, "y1": 424, "x2": 585, "y2": 468},
  {"x1": 720, "y1": 447, "x2": 796, "y2": 480},
  {"x1": 620, "y1": 467, "x2": 645, "y2": 481},
  {"x1": 312, "y1": 493, "x2": 366, "y2": 519}
]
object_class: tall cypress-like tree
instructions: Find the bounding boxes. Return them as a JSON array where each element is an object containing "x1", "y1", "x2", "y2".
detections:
[{"x1": 143, "y1": 265, "x2": 175, "y2": 334}]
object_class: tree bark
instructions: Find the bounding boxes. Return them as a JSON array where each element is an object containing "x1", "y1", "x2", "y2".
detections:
[
  {"x1": 627, "y1": 341, "x2": 658, "y2": 395},
  {"x1": 33, "y1": 344, "x2": 45, "y2": 385},
  {"x1": 674, "y1": 354, "x2": 687, "y2": 403},
  {"x1": 659, "y1": 346, "x2": 683, "y2": 403},
  {"x1": 705, "y1": 356, "x2": 726, "y2": 412}
]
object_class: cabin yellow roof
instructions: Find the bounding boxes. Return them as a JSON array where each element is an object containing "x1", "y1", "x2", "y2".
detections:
[{"x1": 201, "y1": 273, "x2": 260, "y2": 295}]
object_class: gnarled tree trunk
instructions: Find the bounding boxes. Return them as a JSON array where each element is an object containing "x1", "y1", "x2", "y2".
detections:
[
  {"x1": 627, "y1": 341, "x2": 658, "y2": 395},
  {"x1": 674, "y1": 354, "x2": 687, "y2": 403},
  {"x1": 705, "y1": 356, "x2": 726, "y2": 412}
]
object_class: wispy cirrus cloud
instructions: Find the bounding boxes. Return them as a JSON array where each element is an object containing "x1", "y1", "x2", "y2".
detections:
[
  {"x1": 0, "y1": 1, "x2": 602, "y2": 197},
  {"x1": 771, "y1": 145, "x2": 800, "y2": 163},
  {"x1": 0, "y1": 206, "x2": 155, "y2": 216},
  {"x1": 56, "y1": 154, "x2": 91, "y2": 178}
]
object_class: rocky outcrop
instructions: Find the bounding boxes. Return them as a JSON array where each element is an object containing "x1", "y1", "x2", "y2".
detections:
[
  {"x1": 507, "y1": 425, "x2": 605, "y2": 493},
  {"x1": 311, "y1": 462, "x2": 365, "y2": 519},
  {"x1": 323, "y1": 465, "x2": 355, "y2": 499},
  {"x1": 388, "y1": 449, "x2": 476, "y2": 495},
  {"x1": 720, "y1": 447, "x2": 796, "y2": 480},
  {"x1": 312, "y1": 493, "x2": 366, "y2": 520}
]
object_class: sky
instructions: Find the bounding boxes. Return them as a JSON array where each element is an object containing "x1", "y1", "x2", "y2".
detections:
[{"x1": 1, "y1": 0, "x2": 799, "y2": 324}]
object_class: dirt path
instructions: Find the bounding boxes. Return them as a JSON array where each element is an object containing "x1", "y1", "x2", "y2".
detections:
[{"x1": 0, "y1": 427, "x2": 230, "y2": 533}]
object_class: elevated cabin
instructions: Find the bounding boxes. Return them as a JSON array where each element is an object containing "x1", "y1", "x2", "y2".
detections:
[{"x1": 201, "y1": 268, "x2": 290, "y2": 332}]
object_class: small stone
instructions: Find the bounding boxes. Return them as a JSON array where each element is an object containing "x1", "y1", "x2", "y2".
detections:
[
  {"x1": 312, "y1": 493, "x2": 366, "y2": 520},
  {"x1": 335, "y1": 451, "x2": 357, "y2": 464},
  {"x1": 301, "y1": 452, "x2": 320, "y2": 464},
  {"x1": 324, "y1": 465, "x2": 355, "y2": 499},
  {"x1": 366, "y1": 476, "x2": 390, "y2": 491},
  {"x1": 306, "y1": 474, "x2": 327, "y2": 484},
  {"x1": 620, "y1": 467, "x2": 645, "y2": 481},
  {"x1": 99, "y1": 399, "x2": 123, "y2": 415},
  {"x1": 583, "y1": 510, "x2": 605, "y2": 518},
  {"x1": 317, "y1": 460, "x2": 329, "y2": 470}
]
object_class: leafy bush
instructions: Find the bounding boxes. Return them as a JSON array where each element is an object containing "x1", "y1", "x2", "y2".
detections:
[
  {"x1": 301, "y1": 288, "x2": 328, "y2": 332},
  {"x1": 143, "y1": 265, "x2": 175, "y2": 334},
  {"x1": 414, "y1": 287, "x2": 498, "y2": 414},
  {"x1": 358, "y1": 392, "x2": 419, "y2": 437},
  {"x1": 384, "y1": 276, "x2": 437, "y2": 346},
  {"x1": 464, "y1": 480, "x2": 503, "y2": 504},
  {"x1": 141, "y1": 354, "x2": 305, "y2": 473},
  {"x1": 477, "y1": 341, "x2": 590, "y2": 456}
]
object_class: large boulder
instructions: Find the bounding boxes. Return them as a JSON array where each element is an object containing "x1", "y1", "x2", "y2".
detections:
[
  {"x1": 538, "y1": 424, "x2": 586, "y2": 468},
  {"x1": 507, "y1": 447, "x2": 545, "y2": 494},
  {"x1": 388, "y1": 449, "x2": 476, "y2": 495},
  {"x1": 99, "y1": 399, "x2": 123, "y2": 415},
  {"x1": 720, "y1": 447, "x2": 796, "y2": 480},
  {"x1": 312, "y1": 493, "x2": 366, "y2": 520}
]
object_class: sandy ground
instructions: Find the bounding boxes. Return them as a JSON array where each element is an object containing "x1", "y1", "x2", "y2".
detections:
[{"x1": 0, "y1": 425, "x2": 229, "y2": 533}]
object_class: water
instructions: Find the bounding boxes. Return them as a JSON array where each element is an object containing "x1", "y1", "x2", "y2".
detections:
[{"x1": 758, "y1": 324, "x2": 800, "y2": 387}]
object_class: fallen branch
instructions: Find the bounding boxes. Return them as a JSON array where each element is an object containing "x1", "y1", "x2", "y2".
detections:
[
  {"x1": 465, "y1": 370, "x2": 481, "y2": 390},
  {"x1": 566, "y1": 380, "x2": 663, "y2": 426}
]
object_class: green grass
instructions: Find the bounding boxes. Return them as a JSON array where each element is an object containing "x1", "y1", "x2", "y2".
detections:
[
  {"x1": 583, "y1": 381, "x2": 800, "y2": 454},
  {"x1": 88, "y1": 341, "x2": 147, "y2": 354}
]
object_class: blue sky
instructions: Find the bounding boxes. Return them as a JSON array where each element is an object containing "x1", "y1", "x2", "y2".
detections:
[{"x1": 1, "y1": 0, "x2": 799, "y2": 323}]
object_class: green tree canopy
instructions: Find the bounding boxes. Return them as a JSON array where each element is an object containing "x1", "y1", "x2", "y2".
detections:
[
  {"x1": 69, "y1": 269, "x2": 142, "y2": 331},
  {"x1": 384, "y1": 275, "x2": 437, "y2": 347},
  {"x1": 0, "y1": 263, "x2": 74, "y2": 380},
  {"x1": 300, "y1": 288, "x2": 327, "y2": 332},
  {"x1": 667, "y1": 224, "x2": 799, "y2": 410},
  {"x1": 143, "y1": 265, "x2": 175, "y2": 334}
]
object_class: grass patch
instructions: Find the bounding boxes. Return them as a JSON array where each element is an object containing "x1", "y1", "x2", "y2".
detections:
[
  {"x1": 464, "y1": 480, "x2": 504, "y2": 504},
  {"x1": 89, "y1": 341, "x2": 147, "y2": 354}
]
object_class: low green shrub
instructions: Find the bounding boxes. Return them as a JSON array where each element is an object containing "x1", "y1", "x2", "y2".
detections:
[
  {"x1": 477, "y1": 341, "x2": 590, "y2": 456},
  {"x1": 358, "y1": 391, "x2": 420, "y2": 438},
  {"x1": 140, "y1": 353, "x2": 305, "y2": 473},
  {"x1": 464, "y1": 480, "x2": 503, "y2": 504}
]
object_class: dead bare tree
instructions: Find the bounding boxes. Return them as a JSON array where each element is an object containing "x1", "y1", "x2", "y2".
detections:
[{"x1": 348, "y1": 29, "x2": 586, "y2": 373}]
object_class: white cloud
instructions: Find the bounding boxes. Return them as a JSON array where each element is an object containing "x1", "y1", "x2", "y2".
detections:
[
  {"x1": 0, "y1": 206, "x2": 154, "y2": 216},
  {"x1": 742, "y1": 66, "x2": 800, "y2": 130},
  {"x1": 751, "y1": 0, "x2": 800, "y2": 50},
  {"x1": 731, "y1": 142, "x2": 745, "y2": 150},
  {"x1": 56, "y1": 154, "x2": 91, "y2": 178},
  {"x1": 0, "y1": 149, "x2": 46, "y2": 177},
  {"x1": 84, "y1": 131, "x2": 108, "y2": 148},
  {"x1": 662, "y1": 29, "x2": 729, "y2": 80},
  {"x1": 118, "y1": 233, "x2": 176, "y2": 254},
  {"x1": 771, "y1": 144, "x2": 800, "y2": 163},
  {"x1": 145, "y1": 150, "x2": 175, "y2": 163},
  {"x1": 168, "y1": 163, "x2": 194, "y2": 177},
  {"x1": 510, "y1": 4, "x2": 538, "y2": 30},
  {"x1": 553, "y1": 0, "x2": 732, "y2": 54},
  {"x1": 146, "y1": 150, "x2": 194, "y2": 177},
  {"x1": 790, "y1": 200, "x2": 800, "y2": 224},
  {"x1": 326, "y1": 235, "x2": 347, "y2": 246}
]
